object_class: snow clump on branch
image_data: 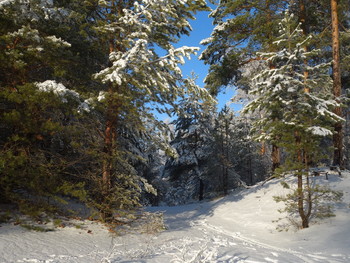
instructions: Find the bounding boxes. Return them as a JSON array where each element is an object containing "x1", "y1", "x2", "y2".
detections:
[{"x1": 36, "y1": 80, "x2": 79, "y2": 102}]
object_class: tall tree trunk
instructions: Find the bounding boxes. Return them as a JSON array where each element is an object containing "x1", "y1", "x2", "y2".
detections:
[
  {"x1": 100, "y1": 8, "x2": 120, "y2": 221},
  {"x1": 271, "y1": 144, "x2": 280, "y2": 172},
  {"x1": 101, "y1": 86, "x2": 117, "y2": 221},
  {"x1": 221, "y1": 137, "x2": 226, "y2": 194},
  {"x1": 224, "y1": 119, "x2": 230, "y2": 194},
  {"x1": 297, "y1": 174, "x2": 309, "y2": 228},
  {"x1": 297, "y1": 1, "x2": 311, "y2": 228},
  {"x1": 331, "y1": 0, "x2": 343, "y2": 168},
  {"x1": 102, "y1": 118, "x2": 113, "y2": 195},
  {"x1": 260, "y1": 141, "x2": 266, "y2": 155},
  {"x1": 247, "y1": 143, "x2": 253, "y2": 185},
  {"x1": 194, "y1": 130, "x2": 204, "y2": 200},
  {"x1": 298, "y1": 0, "x2": 309, "y2": 35},
  {"x1": 199, "y1": 178, "x2": 204, "y2": 201},
  {"x1": 295, "y1": 132, "x2": 309, "y2": 229},
  {"x1": 298, "y1": 0, "x2": 310, "y2": 92}
]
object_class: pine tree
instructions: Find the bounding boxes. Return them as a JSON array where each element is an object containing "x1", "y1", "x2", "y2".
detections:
[
  {"x1": 200, "y1": 0, "x2": 288, "y2": 95},
  {"x1": 89, "y1": 0, "x2": 208, "y2": 220},
  {"x1": 214, "y1": 106, "x2": 235, "y2": 194},
  {"x1": 200, "y1": 0, "x2": 289, "y2": 172},
  {"x1": 245, "y1": 11, "x2": 343, "y2": 228},
  {"x1": 163, "y1": 78, "x2": 216, "y2": 205},
  {"x1": 331, "y1": 0, "x2": 343, "y2": 168},
  {"x1": 289, "y1": 0, "x2": 350, "y2": 168},
  {"x1": 0, "y1": 0, "x2": 91, "y2": 214}
]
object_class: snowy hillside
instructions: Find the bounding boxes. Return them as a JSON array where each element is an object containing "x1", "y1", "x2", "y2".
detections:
[{"x1": 1, "y1": 171, "x2": 350, "y2": 263}]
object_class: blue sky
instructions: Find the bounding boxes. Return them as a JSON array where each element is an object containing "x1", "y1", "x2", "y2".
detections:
[{"x1": 176, "y1": 8, "x2": 239, "y2": 112}]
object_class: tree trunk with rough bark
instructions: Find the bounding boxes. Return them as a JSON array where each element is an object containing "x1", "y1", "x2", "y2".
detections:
[
  {"x1": 271, "y1": 144, "x2": 280, "y2": 172},
  {"x1": 331, "y1": 0, "x2": 343, "y2": 168},
  {"x1": 101, "y1": 98, "x2": 116, "y2": 221},
  {"x1": 297, "y1": 174, "x2": 309, "y2": 228},
  {"x1": 100, "y1": 2, "x2": 122, "y2": 221}
]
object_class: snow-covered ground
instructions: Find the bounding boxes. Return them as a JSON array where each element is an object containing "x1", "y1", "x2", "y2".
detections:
[{"x1": 1, "y1": 171, "x2": 350, "y2": 263}]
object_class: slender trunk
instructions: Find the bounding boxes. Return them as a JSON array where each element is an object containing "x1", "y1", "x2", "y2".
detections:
[
  {"x1": 295, "y1": 131, "x2": 309, "y2": 228},
  {"x1": 194, "y1": 130, "x2": 203, "y2": 200},
  {"x1": 223, "y1": 160, "x2": 228, "y2": 195},
  {"x1": 221, "y1": 137, "x2": 226, "y2": 194},
  {"x1": 102, "y1": 118, "x2": 113, "y2": 195},
  {"x1": 101, "y1": 86, "x2": 117, "y2": 221},
  {"x1": 298, "y1": 2, "x2": 311, "y2": 228},
  {"x1": 271, "y1": 144, "x2": 280, "y2": 172},
  {"x1": 331, "y1": 0, "x2": 343, "y2": 168},
  {"x1": 297, "y1": 174, "x2": 309, "y2": 228},
  {"x1": 247, "y1": 144, "x2": 253, "y2": 185},
  {"x1": 100, "y1": 2, "x2": 120, "y2": 221},
  {"x1": 248, "y1": 155, "x2": 253, "y2": 185},
  {"x1": 298, "y1": 0, "x2": 309, "y2": 35},
  {"x1": 224, "y1": 120, "x2": 230, "y2": 194},
  {"x1": 260, "y1": 141, "x2": 266, "y2": 155},
  {"x1": 299, "y1": 0, "x2": 310, "y2": 92},
  {"x1": 306, "y1": 174, "x2": 312, "y2": 220},
  {"x1": 304, "y1": 153, "x2": 312, "y2": 220},
  {"x1": 199, "y1": 179, "x2": 204, "y2": 201}
]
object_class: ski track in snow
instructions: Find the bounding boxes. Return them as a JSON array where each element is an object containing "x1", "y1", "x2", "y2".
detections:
[
  {"x1": 101, "y1": 217, "x2": 350, "y2": 263},
  {"x1": 2, "y1": 173, "x2": 350, "y2": 263},
  {"x1": 3, "y1": 216, "x2": 350, "y2": 263},
  {"x1": 191, "y1": 219, "x2": 348, "y2": 263}
]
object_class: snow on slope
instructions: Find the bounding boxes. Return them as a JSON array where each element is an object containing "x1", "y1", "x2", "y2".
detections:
[{"x1": 1, "y1": 171, "x2": 350, "y2": 263}]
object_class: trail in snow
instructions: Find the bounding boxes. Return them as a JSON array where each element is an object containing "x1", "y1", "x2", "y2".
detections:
[
  {"x1": 192, "y1": 219, "x2": 349, "y2": 263},
  {"x1": 1, "y1": 172, "x2": 350, "y2": 262}
]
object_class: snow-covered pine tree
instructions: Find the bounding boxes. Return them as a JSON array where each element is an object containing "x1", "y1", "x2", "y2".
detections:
[
  {"x1": 213, "y1": 106, "x2": 239, "y2": 194},
  {"x1": 201, "y1": 0, "x2": 289, "y2": 172},
  {"x1": 232, "y1": 63, "x2": 273, "y2": 180},
  {"x1": 244, "y1": 11, "x2": 343, "y2": 229},
  {"x1": 214, "y1": 105, "x2": 269, "y2": 188},
  {"x1": 90, "y1": 0, "x2": 209, "y2": 220},
  {"x1": 288, "y1": 0, "x2": 350, "y2": 168},
  {"x1": 0, "y1": 0, "x2": 91, "y2": 215},
  {"x1": 199, "y1": 0, "x2": 287, "y2": 95},
  {"x1": 163, "y1": 77, "x2": 216, "y2": 205}
]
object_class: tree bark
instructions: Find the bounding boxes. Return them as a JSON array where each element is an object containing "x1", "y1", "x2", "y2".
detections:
[
  {"x1": 224, "y1": 118, "x2": 230, "y2": 194},
  {"x1": 220, "y1": 137, "x2": 226, "y2": 194},
  {"x1": 271, "y1": 144, "x2": 280, "y2": 172},
  {"x1": 199, "y1": 178, "x2": 204, "y2": 201},
  {"x1": 297, "y1": 174, "x2": 309, "y2": 228},
  {"x1": 295, "y1": 131, "x2": 309, "y2": 228},
  {"x1": 100, "y1": 1, "x2": 122, "y2": 221},
  {"x1": 101, "y1": 86, "x2": 118, "y2": 221},
  {"x1": 298, "y1": 0, "x2": 309, "y2": 35},
  {"x1": 331, "y1": 0, "x2": 343, "y2": 168},
  {"x1": 102, "y1": 121, "x2": 113, "y2": 195}
]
